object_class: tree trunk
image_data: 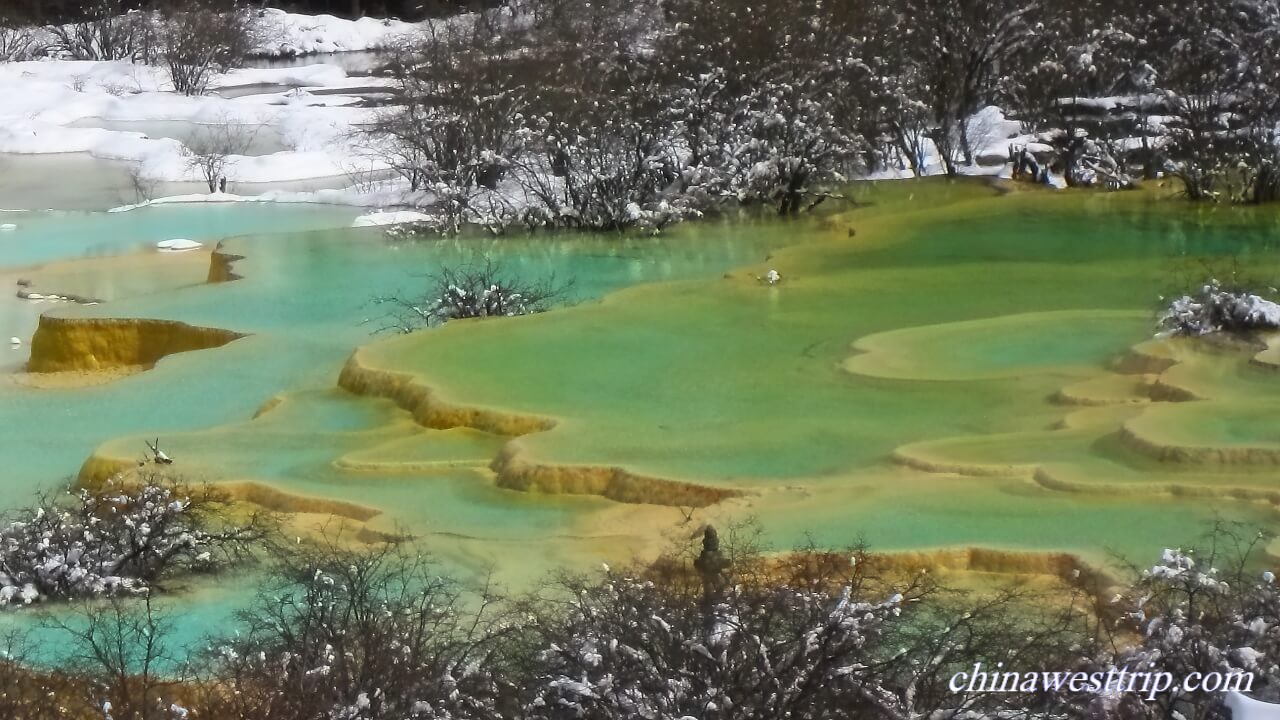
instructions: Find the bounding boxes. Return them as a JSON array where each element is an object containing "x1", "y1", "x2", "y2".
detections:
[{"x1": 958, "y1": 115, "x2": 974, "y2": 167}]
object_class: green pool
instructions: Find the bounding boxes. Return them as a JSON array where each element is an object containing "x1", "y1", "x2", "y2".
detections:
[{"x1": 6, "y1": 178, "x2": 1280, "y2": 652}]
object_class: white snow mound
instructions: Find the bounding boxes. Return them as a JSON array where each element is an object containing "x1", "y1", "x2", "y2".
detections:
[
  {"x1": 352, "y1": 210, "x2": 434, "y2": 227},
  {"x1": 156, "y1": 238, "x2": 204, "y2": 252}
]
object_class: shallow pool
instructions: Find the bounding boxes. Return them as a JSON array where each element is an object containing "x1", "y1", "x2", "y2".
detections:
[{"x1": 6, "y1": 179, "x2": 1280, "y2": 654}]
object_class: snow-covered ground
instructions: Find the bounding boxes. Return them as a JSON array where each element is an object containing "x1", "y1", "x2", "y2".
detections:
[
  {"x1": 0, "y1": 57, "x2": 393, "y2": 191},
  {"x1": 0, "y1": 9, "x2": 435, "y2": 211},
  {"x1": 0, "y1": 10, "x2": 1048, "y2": 215},
  {"x1": 253, "y1": 8, "x2": 417, "y2": 57},
  {"x1": 863, "y1": 105, "x2": 1054, "y2": 182}
]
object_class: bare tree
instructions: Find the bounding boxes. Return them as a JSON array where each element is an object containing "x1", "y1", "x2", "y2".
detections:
[
  {"x1": 1142, "y1": 0, "x2": 1280, "y2": 202},
  {"x1": 0, "y1": 4, "x2": 45, "y2": 61},
  {"x1": 651, "y1": 0, "x2": 871, "y2": 215},
  {"x1": 48, "y1": 0, "x2": 157, "y2": 62},
  {"x1": 157, "y1": 0, "x2": 255, "y2": 96},
  {"x1": 882, "y1": 0, "x2": 1042, "y2": 175},
  {"x1": 46, "y1": 594, "x2": 182, "y2": 720},
  {"x1": 366, "y1": 14, "x2": 529, "y2": 233},
  {"x1": 0, "y1": 629, "x2": 88, "y2": 720},
  {"x1": 182, "y1": 119, "x2": 255, "y2": 193},
  {"x1": 127, "y1": 162, "x2": 159, "y2": 203},
  {"x1": 195, "y1": 537, "x2": 512, "y2": 720}
]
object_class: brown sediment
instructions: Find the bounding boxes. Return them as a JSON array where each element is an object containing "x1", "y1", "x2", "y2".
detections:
[
  {"x1": 1033, "y1": 467, "x2": 1280, "y2": 505},
  {"x1": 1146, "y1": 378, "x2": 1202, "y2": 402},
  {"x1": 218, "y1": 481, "x2": 380, "y2": 522},
  {"x1": 864, "y1": 546, "x2": 1094, "y2": 581},
  {"x1": 334, "y1": 456, "x2": 487, "y2": 473},
  {"x1": 207, "y1": 244, "x2": 245, "y2": 283},
  {"x1": 1118, "y1": 421, "x2": 1280, "y2": 466},
  {"x1": 491, "y1": 441, "x2": 739, "y2": 507},
  {"x1": 1111, "y1": 340, "x2": 1179, "y2": 375},
  {"x1": 1052, "y1": 374, "x2": 1158, "y2": 406},
  {"x1": 27, "y1": 315, "x2": 247, "y2": 373},
  {"x1": 280, "y1": 513, "x2": 406, "y2": 545},
  {"x1": 339, "y1": 350, "x2": 739, "y2": 506},
  {"x1": 253, "y1": 394, "x2": 285, "y2": 419},
  {"x1": 77, "y1": 454, "x2": 135, "y2": 485},
  {"x1": 10, "y1": 365, "x2": 145, "y2": 389},
  {"x1": 76, "y1": 456, "x2": 381, "y2": 524},
  {"x1": 1249, "y1": 334, "x2": 1280, "y2": 370},
  {"x1": 337, "y1": 349, "x2": 555, "y2": 436},
  {"x1": 890, "y1": 445, "x2": 1033, "y2": 478}
]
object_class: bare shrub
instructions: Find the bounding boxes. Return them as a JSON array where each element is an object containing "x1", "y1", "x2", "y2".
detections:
[
  {"x1": 372, "y1": 257, "x2": 573, "y2": 333},
  {"x1": 195, "y1": 538, "x2": 512, "y2": 720},
  {"x1": 1055, "y1": 524, "x2": 1280, "y2": 718},
  {"x1": 366, "y1": 15, "x2": 528, "y2": 232},
  {"x1": 48, "y1": 0, "x2": 156, "y2": 62},
  {"x1": 46, "y1": 594, "x2": 186, "y2": 720},
  {"x1": 127, "y1": 162, "x2": 159, "y2": 203},
  {"x1": 158, "y1": 0, "x2": 255, "y2": 96},
  {"x1": 519, "y1": 524, "x2": 1096, "y2": 720},
  {"x1": 0, "y1": 8, "x2": 45, "y2": 61},
  {"x1": 0, "y1": 629, "x2": 90, "y2": 720},
  {"x1": 183, "y1": 119, "x2": 256, "y2": 192}
]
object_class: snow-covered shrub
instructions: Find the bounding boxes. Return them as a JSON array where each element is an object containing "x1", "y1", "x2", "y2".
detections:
[
  {"x1": 527, "y1": 573, "x2": 910, "y2": 719},
  {"x1": 659, "y1": 0, "x2": 867, "y2": 214},
  {"x1": 0, "y1": 16, "x2": 46, "y2": 61},
  {"x1": 1158, "y1": 280, "x2": 1280, "y2": 337},
  {"x1": 523, "y1": 527, "x2": 1093, "y2": 720},
  {"x1": 0, "y1": 479, "x2": 266, "y2": 607},
  {"x1": 372, "y1": 257, "x2": 572, "y2": 333},
  {"x1": 47, "y1": 0, "x2": 158, "y2": 62},
  {"x1": 722, "y1": 84, "x2": 860, "y2": 215},
  {"x1": 513, "y1": 104, "x2": 692, "y2": 233},
  {"x1": 158, "y1": 0, "x2": 256, "y2": 95},
  {"x1": 199, "y1": 539, "x2": 508, "y2": 720},
  {"x1": 1051, "y1": 526, "x2": 1280, "y2": 718},
  {"x1": 367, "y1": 15, "x2": 528, "y2": 233}
]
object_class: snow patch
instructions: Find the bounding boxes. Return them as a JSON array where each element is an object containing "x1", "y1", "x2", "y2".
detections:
[
  {"x1": 253, "y1": 9, "x2": 418, "y2": 57},
  {"x1": 156, "y1": 238, "x2": 203, "y2": 252},
  {"x1": 352, "y1": 210, "x2": 434, "y2": 227}
]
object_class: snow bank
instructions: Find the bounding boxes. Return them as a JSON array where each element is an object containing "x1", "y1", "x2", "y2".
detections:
[
  {"x1": 865, "y1": 106, "x2": 1032, "y2": 179},
  {"x1": 109, "y1": 180, "x2": 426, "y2": 213},
  {"x1": 352, "y1": 210, "x2": 435, "y2": 227},
  {"x1": 0, "y1": 56, "x2": 388, "y2": 189},
  {"x1": 1225, "y1": 692, "x2": 1280, "y2": 719},
  {"x1": 253, "y1": 9, "x2": 418, "y2": 57}
]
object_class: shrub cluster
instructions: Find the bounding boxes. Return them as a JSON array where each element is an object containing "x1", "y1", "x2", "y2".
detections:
[
  {"x1": 0, "y1": 479, "x2": 267, "y2": 607},
  {"x1": 4, "y1": 512, "x2": 1278, "y2": 720},
  {"x1": 368, "y1": 0, "x2": 1280, "y2": 237}
]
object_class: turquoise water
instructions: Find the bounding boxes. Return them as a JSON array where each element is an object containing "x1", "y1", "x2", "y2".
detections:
[
  {"x1": 0, "y1": 204, "x2": 358, "y2": 267},
  {"x1": 0, "y1": 203, "x2": 793, "y2": 659},
  {"x1": 7, "y1": 180, "x2": 1280, "y2": 662},
  {"x1": 0, "y1": 209, "x2": 790, "y2": 498}
]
